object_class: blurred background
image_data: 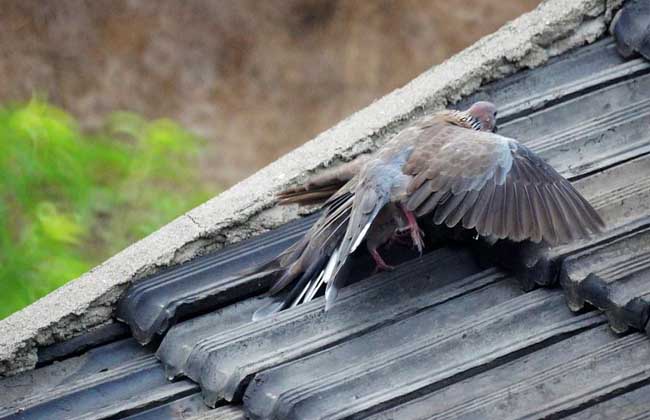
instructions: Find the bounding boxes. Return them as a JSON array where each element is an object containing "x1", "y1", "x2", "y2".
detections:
[{"x1": 0, "y1": 0, "x2": 539, "y2": 318}]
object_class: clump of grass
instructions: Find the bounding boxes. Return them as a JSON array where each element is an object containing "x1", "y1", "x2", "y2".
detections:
[{"x1": 0, "y1": 99, "x2": 215, "y2": 319}]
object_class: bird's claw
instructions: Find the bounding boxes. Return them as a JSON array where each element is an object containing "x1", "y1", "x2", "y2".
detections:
[
  {"x1": 370, "y1": 249, "x2": 395, "y2": 273},
  {"x1": 411, "y1": 226, "x2": 425, "y2": 255},
  {"x1": 399, "y1": 205, "x2": 425, "y2": 255}
]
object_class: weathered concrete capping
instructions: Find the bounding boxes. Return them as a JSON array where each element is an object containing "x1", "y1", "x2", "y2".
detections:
[{"x1": 0, "y1": 0, "x2": 622, "y2": 377}]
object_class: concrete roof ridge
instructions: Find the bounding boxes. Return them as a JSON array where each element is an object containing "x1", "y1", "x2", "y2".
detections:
[{"x1": 0, "y1": 0, "x2": 622, "y2": 377}]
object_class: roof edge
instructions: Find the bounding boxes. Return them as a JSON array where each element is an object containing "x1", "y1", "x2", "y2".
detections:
[{"x1": 0, "y1": 0, "x2": 622, "y2": 377}]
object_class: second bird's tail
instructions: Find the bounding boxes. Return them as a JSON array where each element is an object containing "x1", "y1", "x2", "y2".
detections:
[{"x1": 251, "y1": 177, "x2": 390, "y2": 320}]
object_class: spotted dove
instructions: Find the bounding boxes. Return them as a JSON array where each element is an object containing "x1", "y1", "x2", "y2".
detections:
[{"x1": 250, "y1": 101, "x2": 605, "y2": 319}]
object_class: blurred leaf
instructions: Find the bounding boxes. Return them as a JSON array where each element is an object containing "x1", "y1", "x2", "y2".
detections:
[{"x1": 36, "y1": 202, "x2": 85, "y2": 245}]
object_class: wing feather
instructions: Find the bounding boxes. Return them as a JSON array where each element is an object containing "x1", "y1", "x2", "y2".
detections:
[
  {"x1": 463, "y1": 180, "x2": 495, "y2": 230},
  {"x1": 515, "y1": 182, "x2": 530, "y2": 242},
  {"x1": 446, "y1": 189, "x2": 480, "y2": 228},
  {"x1": 489, "y1": 184, "x2": 506, "y2": 238},
  {"x1": 406, "y1": 180, "x2": 435, "y2": 211},
  {"x1": 433, "y1": 192, "x2": 465, "y2": 225},
  {"x1": 533, "y1": 184, "x2": 558, "y2": 243},
  {"x1": 544, "y1": 184, "x2": 573, "y2": 243},
  {"x1": 417, "y1": 189, "x2": 450, "y2": 217},
  {"x1": 501, "y1": 182, "x2": 512, "y2": 238}
]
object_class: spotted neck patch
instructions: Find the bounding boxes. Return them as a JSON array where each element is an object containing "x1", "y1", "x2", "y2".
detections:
[{"x1": 441, "y1": 110, "x2": 483, "y2": 131}]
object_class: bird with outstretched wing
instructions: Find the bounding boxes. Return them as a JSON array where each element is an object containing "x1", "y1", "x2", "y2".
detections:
[{"x1": 245, "y1": 101, "x2": 604, "y2": 320}]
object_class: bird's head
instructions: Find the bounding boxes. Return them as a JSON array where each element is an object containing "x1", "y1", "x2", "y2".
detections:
[{"x1": 467, "y1": 101, "x2": 498, "y2": 132}]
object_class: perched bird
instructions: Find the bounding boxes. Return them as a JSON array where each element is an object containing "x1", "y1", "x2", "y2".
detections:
[{"x1": 250, "y1": 101, "x2": 604, "y2": 319}]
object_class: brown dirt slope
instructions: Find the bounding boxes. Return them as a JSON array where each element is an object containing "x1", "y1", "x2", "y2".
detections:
[{"x1": 0, "y1": 0, "x2": 539, "y2": 187}]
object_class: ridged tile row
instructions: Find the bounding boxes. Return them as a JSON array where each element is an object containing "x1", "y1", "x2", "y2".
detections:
[
  {"x1": 116, "y1": 212, "x2": 320, "y2": 344},
  {"x1": 122, "y1": 394, "x2": 246, "y2": 420},
  {"x1": 562, "y1": 224, "x2": 650, "y2": 333},
  {"x1": 368, "y1": 326, "x2": 650, "y2": 420},
  {"x1": 0, "y1": 339, "x2": 197, "y2": 420},
  {"x1": 163, "y1": 248, "x2": 482, "y2": 405},
  {"x1": 243, "y1": 287, "x2": 604, "y2": 419}
]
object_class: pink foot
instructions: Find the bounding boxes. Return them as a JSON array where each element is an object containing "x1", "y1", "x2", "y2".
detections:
[
  {"x1": 399, "y1": 205, "x2": 425, "y2": 254},
  {"x1": 371, "y1": 249, "x2": 395, "y2": 273}
]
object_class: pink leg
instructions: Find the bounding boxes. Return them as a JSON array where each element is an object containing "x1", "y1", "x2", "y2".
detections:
[
  {"x1": 399, "y1": 205, "x2": 425, "y2": 254},
  {"x1": 370, "y1": 248, "x2": 395, "y2": 272}
]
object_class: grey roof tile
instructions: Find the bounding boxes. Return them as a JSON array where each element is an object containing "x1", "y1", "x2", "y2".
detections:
[
  {"x1": 611, "y1": 0, "x2": 650, "y2": 60},
  {"x1": 185, "y1": 405, "x2": 246, "y2": 420},
  {"x1": 0, "y1": 339, "x2": 198, "y2": 420},
  {"x1": 122, "y1": 393, "x2": 208, "y2": 419},
  {"x1": 121, "y1": 394, "x2": 246, "y2": 420},
  {"x1": 506, "y1": 72, "x2": 650, "y2": 178},
  {"x1": 458, "y1": 38, "x2": 649, "y2": 123},
  {"x1": 561, "y1": 224, "x2": 650, "y2": 332},
  {"x1": 244, "y1": 288, "x2": 603, "y2": 419},
  {"x1": 116, "y1": 213, "x2": 319, "y2": 345},
  {"x1": 36, "y1": 322, "x2": 130, "y2": 366},
  {"x1": 167, "y1": 248, "x2": 481, "y2": 405},
  {"x1": 564, "y1": 381, "x2": 650, "y2": 420},
  {"x1": 368, "y1": 325, "x2": 650, "y2": 420}
]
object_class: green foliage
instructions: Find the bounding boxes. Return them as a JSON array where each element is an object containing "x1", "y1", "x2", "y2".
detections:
[{"x1": 0, "y1": 100, "x2": 215, "y2": 319}]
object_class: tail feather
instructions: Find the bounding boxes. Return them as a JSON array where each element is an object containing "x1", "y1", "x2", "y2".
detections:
[
  {"x1": 276, "y1": 155, "x2": 370, "y2": 206},
  {"x1": 303, "y1": 270, "x2": 326, "y2": 303},
  {"x1": 251, "y1": 296, "x2": 286, "y2": 321},
  {"x1": 282, "y1": 253, "x2": 327, "y2": 307},
  {"x1": 323, "y1": 186, "x2": 389, "y2": 309},
  {"x1": 253, "y1": 191, "x2": 354, "y2": 317},
  {"x1": 277, "y1": 184, "x2": 343, "y2": 206},
  {"x1": 267, "y1": 260, "x2": 303, "y2": 296},
  {"x1": 251, "y1": 179, "x2": 391, "y2": 319}
]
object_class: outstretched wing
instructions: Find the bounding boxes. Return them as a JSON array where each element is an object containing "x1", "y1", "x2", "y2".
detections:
[{"x1": 402, "y1": 125, "x2": 605, "y2": 244}]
